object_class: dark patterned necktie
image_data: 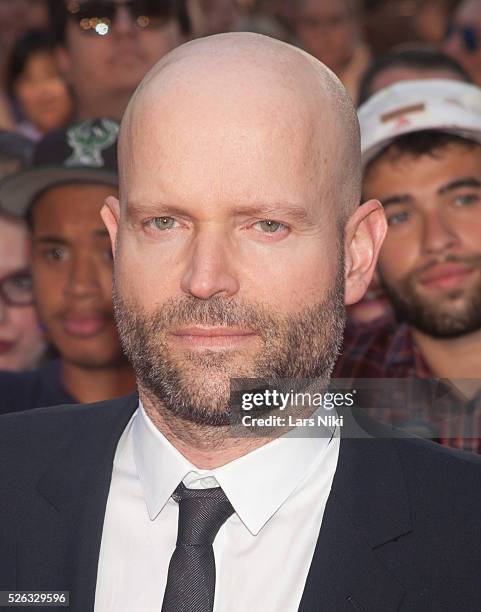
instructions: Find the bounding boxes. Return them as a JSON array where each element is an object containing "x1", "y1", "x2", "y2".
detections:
[{"x1": 161, "y1": 482, "x2": 235, "y2": 612}]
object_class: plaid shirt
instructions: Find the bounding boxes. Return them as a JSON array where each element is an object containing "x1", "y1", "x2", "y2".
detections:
[{"x1": 334, "y1": 318, "x2": 481, "y2": 453}]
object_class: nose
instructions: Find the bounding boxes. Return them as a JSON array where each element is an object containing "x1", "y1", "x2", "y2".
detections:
[
  {"x1": 180, "y1": 229, "x2": 240, "y2": 300},
  {"x1": 421, "y1": 210, "x2": 459, "y2": 256},
  {"x1": 64, "y1": 253, "x2": 100, "y2": 299},
  {"x1": 111, "y1": 4, "x2": 137, "y2": 35}
]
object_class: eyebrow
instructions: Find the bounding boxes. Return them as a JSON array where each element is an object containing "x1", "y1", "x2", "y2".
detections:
[
  {"x1": 126, "y1": 202, "x2": 190, "y2": 220},
  {"x1": 438, "y1": 177, "x2": 481, "y2": 195},
  {"x1": 34, "y1": 229, "x2": 109, "y2": 243},
  {"x1": 232, "y1": 204, "x2": 312, "y2": 224},
  {"x1": 378, "y1": 176, "x2": 481, "y2": 209},
  {"x1": 126, "y1": 201, "x2": 313, "y2": 224},
  {"x1": 379, "y1": 194, "x2": 413, "y2": 209},
  {"x1": 34, "y1": 236, "x2": 69, "y2": 245}
]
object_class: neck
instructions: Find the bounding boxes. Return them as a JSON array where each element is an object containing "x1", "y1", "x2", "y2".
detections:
[
  {"x1": 75, "y1": 90, "x2": 134, "y2": 121},
  {"x1": 411, "y1": 326, "x2": 481, "y2": 379},
  {"x1": 62, "y1": 359, "x2": 137, "y2": 404},
  {"x1": 139, "y1": 387, "x2": 273, "y2": 470}
]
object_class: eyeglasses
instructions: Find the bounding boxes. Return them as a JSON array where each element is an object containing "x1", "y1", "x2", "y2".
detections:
[
  {"x1": 65, "y1": 0, "x2": 173, "y2": 36},
  {"x1": 445, "y1": 23, "x2": 480, "y2": 53},
  {"x1": 0, "y1": 270, "x2": 34, "y2": 307}
]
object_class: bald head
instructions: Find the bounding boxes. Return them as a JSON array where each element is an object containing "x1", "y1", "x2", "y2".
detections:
[
  {"x1": 103, "y1": 33, "x2": 385, "y2": 431},
  {"x1": 119, "y1": 32, "x2": 361, "y2": 221}
]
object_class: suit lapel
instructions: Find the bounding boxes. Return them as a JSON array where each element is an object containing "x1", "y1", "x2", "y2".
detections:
[
  {"x1": 26, "y1": 393, "x2": 138, "y2": 612},
  {"x1": 299, "y1": 409, "x2": 412, "y2": 611},
  {"x1": 22, "y1": 398, "x2": 413, "y2": 611}
]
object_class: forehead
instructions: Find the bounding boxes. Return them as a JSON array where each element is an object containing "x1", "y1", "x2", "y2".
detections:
[
  {"x1": 32, "y1": 183, "x2": 116, "y2": 232},
  {"x1": 122, "y1": 84, "x2": 329, "y2": 216},
  {"x1": 364, "y1": 142, "x2": 481, "y2": 193},
  {"x1": 21, "y1": 51, "x2": 56, "y2": 73},
  {"x1": 372, "y1": 67, "x2": 465, "y2": 92}
]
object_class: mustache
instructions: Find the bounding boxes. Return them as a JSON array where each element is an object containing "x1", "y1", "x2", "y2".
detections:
[
  {"x1": 410, "y1": 254, "x2": 481, "y2": 281},
  {"x1": 113, "y1": 293, "x2": 279, "y2": 334}
]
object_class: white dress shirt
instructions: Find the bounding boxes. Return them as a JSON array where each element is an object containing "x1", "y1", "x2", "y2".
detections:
[{"x1": 94, "y1": 403, "x2": 340, "y2": 612}]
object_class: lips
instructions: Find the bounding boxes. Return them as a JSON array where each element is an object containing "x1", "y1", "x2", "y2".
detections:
[
  {"x1": 110, "y1": 47, "x2": 145, "y2": 65},
  {"x1": 419, "y1": 263, "x2": 475, "y2": 291},
  {"x1": 0, "y1": 340, "x2": 15, "y2": 354},
  {"x1": 171, "y1": 326, "x2": 257, "y2": 349},
  {"x1": 61, "y1": 316, "x2": 108, "y2": 338}
]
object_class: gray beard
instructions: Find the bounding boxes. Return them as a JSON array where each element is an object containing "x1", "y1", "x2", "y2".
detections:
[{"x1": 113, "y1": 268, "x2": 346, "y2": 427}]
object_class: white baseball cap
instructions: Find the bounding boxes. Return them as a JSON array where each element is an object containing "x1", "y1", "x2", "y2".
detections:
[{"x1": 358, "y1": 79, "x2": 481, "y2": 167}]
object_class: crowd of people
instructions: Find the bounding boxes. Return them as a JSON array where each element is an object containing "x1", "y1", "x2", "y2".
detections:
[
  {"x1": 1, "y1": 3, "x2": 481, "y2": 610},
  {"x1": 0, "y1": 0, "x2": 480, "y2": 453}
]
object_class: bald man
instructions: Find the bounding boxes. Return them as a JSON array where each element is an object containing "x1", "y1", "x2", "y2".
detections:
[{"x1": 1, "y1": 33, "x2": 481, "y2": 612}]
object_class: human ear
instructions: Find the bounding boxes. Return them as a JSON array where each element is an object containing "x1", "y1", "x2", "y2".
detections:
[
  {"x1": 101, "y1": 196, "x2": 121, "y2": 259},
  {"x1": 343, "y1": 199, "x2": 387, "y2": 305}
]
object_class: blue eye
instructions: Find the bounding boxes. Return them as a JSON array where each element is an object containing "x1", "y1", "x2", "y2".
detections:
[
  {"x1": 254, "y1": 220, "x2": 286, "y2": 233},
  {"x1": 454, "y1": 194, "x2": 479, "y2": 207},
  {"x1": 387, "y1": 211, "x2": 409, "y2": 227},
  {"x1": 150, "y1": 217, "x2": 177, "y2": 230}
]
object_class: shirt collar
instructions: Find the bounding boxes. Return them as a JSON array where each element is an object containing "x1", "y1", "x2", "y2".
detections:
[
  {"x1": 133, "y1": 402, "x2": 335, "y2": 536},
  {"x1": 385, "y1": 322, "x2": 432, "y2": 377}
]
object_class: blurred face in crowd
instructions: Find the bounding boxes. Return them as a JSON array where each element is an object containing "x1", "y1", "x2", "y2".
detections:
[
  {"x1": 363, "y1": 140, "x2": 481, "y2": 338},
  {"x1": 0, "y1": 215, "x2": 45, "y2": 371},
  {"x1": 57, "y1": 0, "x2": 185, "y2": 118},
  {"x1": 415, "y1": 0, "x2": 453, "y2": 45},
  {"x1": 13, "y1": 51, "x2": 73, "y2": 134},
  {"x1": 0, "y1": 0, "x2": 48, "y2": 50},
  {"x1": 30, "y1": 183, "x2": 124, "y2": 369},
  {"x1": 444, "y1": 0, "x2": 481, "y2": 86},
  {"x1": 295, "y1": 0, "x2": 360, "y2": 75},
  {"x1": 366, "y1": 66, "x2": 468, "y2": 100},
  {"x1": 102, "y1": 35, "x2": 385, "y2": 426},
  {"x1": 195, "y1": 0, "x2": 239, "y2": 35}
]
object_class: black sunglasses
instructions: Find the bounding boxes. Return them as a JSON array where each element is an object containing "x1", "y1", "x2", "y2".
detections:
[
  {"x1": 65, "y1": 0, "x2": 173, "y2": 35},
  {"x1": 445, "y1": 23, "x2": 480, "y2": 53}
]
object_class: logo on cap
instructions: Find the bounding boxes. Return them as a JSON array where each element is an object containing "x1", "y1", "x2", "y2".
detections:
[{"x1": 65, "y1": 119, "x2": 119, "y2": 168}]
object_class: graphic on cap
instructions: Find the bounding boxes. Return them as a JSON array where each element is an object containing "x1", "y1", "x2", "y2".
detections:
[
  {"x1": 381, "y1": 103, "x2": 425, "y2": 124},
  {"x1": 358, "y1": 80, "x2": 481, "y2": 166},
  {"x1": 65, "y1": 119, "x2": 119, "y2": 168}
]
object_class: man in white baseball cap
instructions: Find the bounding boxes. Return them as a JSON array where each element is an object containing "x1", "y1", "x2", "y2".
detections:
[{"x1": 335, "y1": 79, "x2": 481, "y2": 453}]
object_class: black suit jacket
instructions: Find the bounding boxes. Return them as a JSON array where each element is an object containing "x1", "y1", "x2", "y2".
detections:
[{"x1": 1, "y1": 393, "x2": 481, "y2": 612}]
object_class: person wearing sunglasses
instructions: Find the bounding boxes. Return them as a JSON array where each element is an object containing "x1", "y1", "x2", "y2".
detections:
[
  {"x1": 293, "y1": 0, "x2": 370, "y2": 102},
  {"x1": 47, "y1": 0, "x2": 192, "y2": 121},
  {"x1": 0, "y1": 211, "x2": 46, "y2": 372},
  {"x1": 444, "y1": 0, "x2": 481, "y2": 86}
]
